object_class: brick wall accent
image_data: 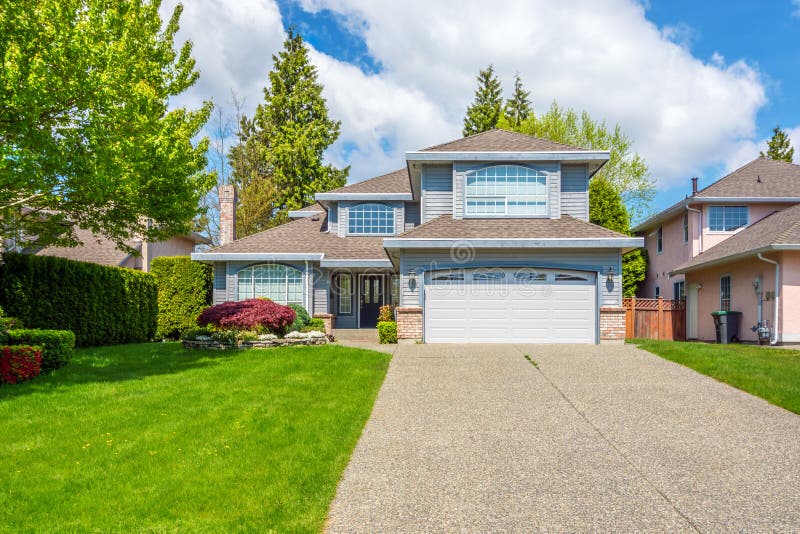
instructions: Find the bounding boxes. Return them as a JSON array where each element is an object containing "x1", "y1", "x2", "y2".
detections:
[
  {"x1": 600, "y1": 307, "x2": 626, "y2": 343},
  {"x1": 219, "y1": 184, "x2": 238, "y2": 246},
  {"x1": 396, "y1": 307, "x2": 423, "y2": 341},
  {"x1": 313, "y1": 313, "x2": 335, "y2": 336}
]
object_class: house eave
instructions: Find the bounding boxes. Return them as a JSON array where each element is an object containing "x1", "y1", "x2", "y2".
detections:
[
  {"x1": 288, "y1": 210, "x2": 325, "y2": 219},
  {"x1": 405, "y1": 150, "x2": 610, "y2": 164},
  {"x1": 314, "y1": 192, "x2": 413, "y2": 201},
  {"x1": 320, "y1": 259, "x2": 394, "y2": 268},
  {"x1": 383, "y1": 237, "x2": 643, "y2": 252},
  {"x1": 191, "y1": 252, "x2": 324, "y2": 262},
  {"x1": 670, "y1": 244, "x2": 800, "y2": 275}
]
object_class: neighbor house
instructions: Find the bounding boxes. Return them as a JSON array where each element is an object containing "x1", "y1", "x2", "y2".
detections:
[
  {"x1": 633, "y1": 157, "x2": 800, "y2": 343},
  {"x1": 192, "y1": 129, "x2": 642, "y2": 344}
]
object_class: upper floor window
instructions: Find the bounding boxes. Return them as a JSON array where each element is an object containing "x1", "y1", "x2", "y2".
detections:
[
  {"x1": 465, "y1": 165, "x2": 547, "y2": 216},
  {"x1": 708, "y1": 206, "x2": 748, "y2": 232},
  {"x1": 656, "y1": 226, "x2": 663, "y2": 254},
  {"x1": 237, "y1": 264, "x2": 302, "y2": 304},
  {"x1": 348, "y1": 203, "x2": 394, "y2": 235},
  {"x1": 683, "y1": 212, "x2": 689, "y2": 243}
]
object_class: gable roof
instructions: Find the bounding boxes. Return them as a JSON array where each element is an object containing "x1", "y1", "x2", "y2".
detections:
[
  {"x1": 420, "y1": 129, "x2": 591, "y2": 152},
  {"x1": 672, "y1": 203, "x2": 800, "y2": 274},
  {"x1": 695, "y1": 157, "x2": 800, "y2": 198},
  {"x1": 322, "y1": 168, "x2": 411, "y2": 195},
  {"x1": 195, "y1": 212, "x2": 390, "y2": 263},
  {"x1": 33, "y1": 227, "x2": 141, "y2": 267}
]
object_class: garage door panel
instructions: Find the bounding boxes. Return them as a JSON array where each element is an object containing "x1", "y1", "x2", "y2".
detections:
[{"x1": 425, "y1": 268, "x2": 596, "y2": 344}]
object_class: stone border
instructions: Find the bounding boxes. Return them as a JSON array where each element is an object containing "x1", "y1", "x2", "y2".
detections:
[{"x1": 183, "y1": 336, "x2": 328, "y2": 350}]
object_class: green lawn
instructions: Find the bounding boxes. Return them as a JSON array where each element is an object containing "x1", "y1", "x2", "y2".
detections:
[
  {"x1": 631, "y1": 339, "x2": 800, "y2": 414},
  {"x1": 0, "y1": 343, "x2": 391, "y2": 533}
]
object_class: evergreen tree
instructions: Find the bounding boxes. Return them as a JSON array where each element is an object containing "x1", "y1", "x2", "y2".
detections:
[
  {"x1": 503, "y1": 74, "x2": 532, "y2": 128},
  {"x1": 760, "y1": 125, "x2": 795, "y2": 162},
  {"x1": 229, "y1": 30, "x2": 348, "y2": 236},
  {"x1": 588, "y1": 177, "x2": 647, "y2": 297},
  {"x1": 463, "y1": 65, "x2": 503, "y2": 136}
]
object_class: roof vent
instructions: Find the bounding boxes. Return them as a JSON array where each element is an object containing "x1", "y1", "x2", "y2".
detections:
[{"x1": 311, "y1": 215, "x2": 320, "y2": 221}]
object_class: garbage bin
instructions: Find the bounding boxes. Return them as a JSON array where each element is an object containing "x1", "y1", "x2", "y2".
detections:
[{"x1": 711, "y1": 311, "x2": 742, "y2": 343}]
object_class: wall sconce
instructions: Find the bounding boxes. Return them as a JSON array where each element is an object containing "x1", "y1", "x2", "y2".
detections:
[
  {"x1": 606, "y1": 267, "x2": 614, "y2": 283},
  {"x1": 696, "y1": 283, "x2": 702, "y2": 290},
  {"x1": 408, "y1": 268, "x2": 417, "y2": 290}
]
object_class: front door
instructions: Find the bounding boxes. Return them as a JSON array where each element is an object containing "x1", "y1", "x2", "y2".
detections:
[{"x1": 359, "y1": 275, "x2": 383, "y2": 328}]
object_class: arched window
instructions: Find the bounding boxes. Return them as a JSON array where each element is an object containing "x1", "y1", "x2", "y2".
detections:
[
  {"x1": 348, "y1": 203, "x2": 395, "y2": 235},
  {"x1": 465, "y1": 165, "x2": 548, "y2": 216},
  {"x1": 237, "y1": 264, "x2": 302, "y2": 304}
]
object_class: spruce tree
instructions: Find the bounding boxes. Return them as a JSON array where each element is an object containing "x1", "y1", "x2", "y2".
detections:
[
  {"x1": 463, "y1": 65, "x2": 503, "y2": 136},
  {"x1": 229, "y1": 30, "x2": 348, "y2": 236},
  {"x1": 760, "y1": 125, "x2": 795, "y2": 162},
  {"x1": 503, "y1": 74, "x2": 532, "y2": 128}
]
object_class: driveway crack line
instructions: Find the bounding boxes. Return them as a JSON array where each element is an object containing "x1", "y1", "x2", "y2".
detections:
[{"x1": 513, "y1": 344, "x2": 702, "y2": 533}]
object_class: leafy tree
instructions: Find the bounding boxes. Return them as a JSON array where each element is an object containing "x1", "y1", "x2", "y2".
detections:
[
  {"x1": 0, "y1": 1, "x2": 213, "y2": 251},
  {"x1": 229, "y1": 30, "x2": 347, "y2": 237},
  {"x1": 503, "y1": 74, "x2": 532, "y2": 128},
  {"x1": 588, "y1": 177, "x2": 647, "y2": 297},
  {"x1": 506, "y1": 101, "x2": 655, "y2": 223},
  {"x1": 760, "y1": 125, "x2": 795, "y2": 162},
  {"x1": 463, "y1": 65, "x2": 503, "y2": 136}
]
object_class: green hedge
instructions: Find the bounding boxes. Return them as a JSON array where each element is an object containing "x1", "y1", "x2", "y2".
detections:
[
  {"x1": 1, "y1": 329, "x2": 75, "y2": 371},
  {"x1": 0, "y1": 253, "x2": 157, "y2": 347},
  {"x1": 149, "y1": 256, "x2": 212, "y2": 340},
  {"x1": 377, "y1": 321, "x2": 397, "y2": 344}
]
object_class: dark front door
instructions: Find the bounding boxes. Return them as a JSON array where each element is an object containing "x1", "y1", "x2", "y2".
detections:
[{"x1": 359, "y1": 275, "x2": 383, "y2": 328}]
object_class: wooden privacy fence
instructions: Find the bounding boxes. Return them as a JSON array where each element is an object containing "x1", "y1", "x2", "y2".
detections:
[{"x1": 623, "y1": 297, "x2": 686, "y2": 341}]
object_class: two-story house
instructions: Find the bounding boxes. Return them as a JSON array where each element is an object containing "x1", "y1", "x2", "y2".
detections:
[
  {"x1": 192, "y1": 129, "x2": 642, "y2": 344},
  {"x1": 634, "y1": 157, "x2": 800, "y2": 343}
]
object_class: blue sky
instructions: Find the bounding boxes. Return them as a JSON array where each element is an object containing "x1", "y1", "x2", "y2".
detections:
[{"x1": 166, "y1": 0, "x2": 800, "y2": 221}]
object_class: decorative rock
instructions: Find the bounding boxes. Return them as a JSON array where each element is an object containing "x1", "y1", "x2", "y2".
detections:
[
  {"x1": 285, "y1": 331, "x2": 306, "y2": 339},
  {"x1": 307, "y1": 330, "x2": 326, "y2": 339},
  {"x1": 182, "y1": 335, "x2": 328, "y2": 350},
  {"x1": 258, "y1": 334, "x2": 278, "y2": 341}
]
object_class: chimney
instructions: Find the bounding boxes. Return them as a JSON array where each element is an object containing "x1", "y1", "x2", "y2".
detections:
[
  {"x1": 219, "y1": 184, "x2": 237, "y2": 246},
  {"x1": 691, "y1": 177, "x2": 698, "y2": 196}
]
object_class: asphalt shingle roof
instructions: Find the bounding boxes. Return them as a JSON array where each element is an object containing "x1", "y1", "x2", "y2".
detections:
[
  {"x1": 34, "y1": 227, "x2": 139, "y2": 267},
  {"x1": 695, "y1": 157, "x2": 800, "y2": 198},
  {"x1": 672, "y1": 203, "x2": 800, "y2": 273},
  {"x1": 420, "y1": 128, "x2": 592, "y2": 152},
  {"x1": 393, "y1": 215, "x2": 630, "y2": 240},
  {"x1": 324, "y1": 168, "x2": 411, "y2": 195}
]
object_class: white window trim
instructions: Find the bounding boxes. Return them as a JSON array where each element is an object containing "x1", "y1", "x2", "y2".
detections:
[
  {"x1": 236, "y1": 264, "x2": 303, "y2": 304},
  {"x1": 720, "y1": 274, "x2": 732, "y2": 311},
  {"x1": 338, "y1": 273, "x2": 353, "y2": 315},
  {"x1": 656, "y1": 226, "x2": 663, "y2": 254},
  {"x1": 708, "y1": 206, "x2": 749, "y2": 233},
  {"x1": 683, "y1": 213, "x2": 689, "y2": 244},
  {"x1": 463, "y1": 165, "x2": 549, "y2": 218},
  {"x1": 347, "y1": 202, "x2": 395, "y2": 236}
]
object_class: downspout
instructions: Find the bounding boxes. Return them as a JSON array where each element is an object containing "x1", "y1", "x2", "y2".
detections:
[
  {"x1": 757, "y1": 253, "x2": 780, "y2": 345},
  {"x1": 686, "y1": 206, "x2": 702, "y2": 254}
]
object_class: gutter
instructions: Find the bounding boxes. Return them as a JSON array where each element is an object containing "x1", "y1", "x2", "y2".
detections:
[
  {"x1": 756, "y1": 253, "x2": 780, "y2": 345},
  {"x1": 686, "y1": 205, "x2": 702, "y2": 254}
]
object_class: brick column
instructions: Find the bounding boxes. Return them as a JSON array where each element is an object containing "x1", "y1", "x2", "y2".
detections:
[
  {"x1": 396, "y1": 307, "x2": 423, "y2": 341},
  {"x1": 313, "y1": 313, "x2": 335, "y2": 337},
  {"x1": 600, "y1": 307, "x2": 626, "y2": 343}
]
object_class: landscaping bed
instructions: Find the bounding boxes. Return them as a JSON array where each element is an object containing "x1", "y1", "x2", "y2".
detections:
[{"x1": 183, "y1": 330, "x2": 329, "y2": 349}]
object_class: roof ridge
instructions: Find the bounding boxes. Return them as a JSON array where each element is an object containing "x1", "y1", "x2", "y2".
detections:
[
  {"x1": 419, "y1": 128, "x2": 590, "y2": 152},
  {"x1": 694, "y1": 157, "x2": 763, "y2": 196},
  {"x1": 210, "y1": 215, "x2": 324, "y2": 251},
  {"x1": 326, "y1": 167, "x2": 409, "y2": 194}
]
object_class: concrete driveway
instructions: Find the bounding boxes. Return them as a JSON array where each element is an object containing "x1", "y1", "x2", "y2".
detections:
[{"x1": 326, "y1": 343, "x2": 800, "y2": 532}]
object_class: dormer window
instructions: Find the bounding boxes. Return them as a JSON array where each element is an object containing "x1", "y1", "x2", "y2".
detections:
[
  {"x1": 708, "y1": 206, "x2": 748, "y2": 232},
  {"x1": 465, "y1": 165, "x2": 548, "y2": 216},
  {"x1": 348, "y1": 203, "x2": 395, "y2": 235}
]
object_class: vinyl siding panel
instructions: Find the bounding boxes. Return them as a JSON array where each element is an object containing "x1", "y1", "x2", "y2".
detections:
[
  {"x1": 549, "y1": 165, "x2": 561, "y2": 219},
  {"x1": 399, "y1": 249, "x2": 622, "y2": 308},
  {"x1": 328, "y1": 203, "x2": 338, "y2": 234},
  {"x1": 421, "y1": 164, "x2": 453, "y2": 223},
  {"x1": 212, "y1": 261, "x2": 227, "y2": 304},
  {"x1": 313, "y1": 269, "x2": 329, "y2": 315},
  {"x1": 561, "y1": 164, "x2": 589, "y2": 221},
  {"x1": 404, "y1": 202, "x2": 421, "y2": 230}
]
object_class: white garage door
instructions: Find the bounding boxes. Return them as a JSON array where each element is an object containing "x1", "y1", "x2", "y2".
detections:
[{"x1": 424, "y1": 268, "x2": 596, "y2": 344}]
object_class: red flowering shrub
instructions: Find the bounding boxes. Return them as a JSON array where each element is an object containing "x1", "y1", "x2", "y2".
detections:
[
  {"x1": 196, "y1": 299, "x2": 296, "y2": 334},
  {"x1": 0, "y1": 346, "x2": 42, "y2": 384}
]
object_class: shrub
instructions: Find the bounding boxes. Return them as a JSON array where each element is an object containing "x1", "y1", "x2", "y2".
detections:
[
  {"x1": 305, "y1": 318, "x2": 325, "y2": 331},
  {"x1": 0, "y1": 253, "x2": 157, "y2": 346},
  {"x1": 378, "y1": 305, "x2": 394, "y2": 323},
  {"x1": 1, "y1": 329, "x2": 75, "y2": 372},
  {"x1": 288, "y1": 304, "x2": 310, "y2": 331},
  {"x1": 197, "y1": 299, "x2": 295, "y2": 334},
  {"x1": 0, "y1": 346, "x2": 42, "y2": 384},
  {"x1": 0, "y1": 305, "x2": 22, "y2": 333},
  {"x1": 150, "y1": 256, "x2": 212, "y2": 340},
  {"x1": 236, "y1": 331, "x2": 259, "y2": 342},
  {"x1": 377, "y1": 321, "x2": 397, "y2": 344},
  {"x1": 180, "y1": 327, "x2": 213, "y2": 341},
  {"x1": 211, "y1": 330, "x2": 237, "y2": 344}
]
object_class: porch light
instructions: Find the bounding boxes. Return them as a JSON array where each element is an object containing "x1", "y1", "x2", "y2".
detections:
[
  {"x1": 408, "y1": 269, "x2": 417, "y2": 283},
  {"x1": 606, "y1": 267, "x2": 614, "y2": 283}
]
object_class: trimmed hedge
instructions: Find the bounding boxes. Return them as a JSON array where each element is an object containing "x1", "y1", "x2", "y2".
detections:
[
  {"x1": 0, "y1": 253, "x2": 157, "y2": 347},
  {"x1": 150, "y1": 256, "x2": 212, "y2": 340},
  {"x1": 1, "y1": 329, "x2": 75, "y2": 372},
  {"x1": 0, "y1": 345, "x2": 42, "y2": 384},
  {"x1": 377, "y1": 321, "x2": 397, "y2": 344}
]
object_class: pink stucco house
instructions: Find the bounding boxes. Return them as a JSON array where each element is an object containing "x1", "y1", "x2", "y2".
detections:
[{"x1": 634, "y1": 157, "x2": 800, "y2": 343}]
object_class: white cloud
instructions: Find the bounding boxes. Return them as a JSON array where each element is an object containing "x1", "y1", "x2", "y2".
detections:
[
  {"x1": 793, "y1": 0, "x2": 800, "y2": 17},
  {"x1": 724, "y1": 125, "x2": 800, "y2": 172},
  {"x1": 164, "y1": 0, "x2": 772, "y2": 191}
]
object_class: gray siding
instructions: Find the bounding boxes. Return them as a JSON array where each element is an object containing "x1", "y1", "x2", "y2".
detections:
[
  {"x1": 404, "y1": 202, "x2": 421, "y2": 230},
  {"x1": 561, "y1": 164, "x2": 589, "y2": 221},
  {"x1": 212, "y1": 262, "x2": 227, "y2": 304},
  {"x1": 399, "y1": 249, "x2": 623, "y2": 308},
  {"x1": 337, "y1": 203, "x2": 347, "y2": 237},
  {"x1": 421, "y1": 164, "x2": 453, "y2": 223},
  {"x1": 328, "y1": 203, "x2": 338, "y2": 234},
  {"x1": 313, "y1": 268, "x2": 329, "y2": 315},
  {"x1": 453, "y1": 162, "x2": 560, "y2": 219}
]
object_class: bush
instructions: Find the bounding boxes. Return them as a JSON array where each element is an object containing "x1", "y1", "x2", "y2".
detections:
[
  {"x1": 288, "y1": 304, "x2": 310, "y2": 331},
  {"x1": 305, "y1": 318, "x2": 325, "y2": 331},
  {"x1": 0, "y1": 253, "x2": 157, "y2": 346},
  {"x1": 0, "y1": 305, "x2": 22, "y2": 333},
  {"x1": 180, "y1": 327, "x2": 213, "y2": 341},
  {"x1": 1, "y1": 329, "x2": 75, "y2": 372},
  {"x1": 377, "y1": 321, "x2": 397, "y2": 344},
  {"x1": 150, "y1": 256, "x2": 212, "y2": 340},
  {"x1": 197, "y1": 299, "x2": 296, "y2": 334},
  {"x1": 0, "y1": 345, "x2": 42, "y2": 384},
  {"x1": 378, "y1": 305, "x2": 394, "y2": 323}
]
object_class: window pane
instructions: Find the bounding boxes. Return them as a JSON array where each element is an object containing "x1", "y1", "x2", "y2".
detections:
[
  {"x1": 237, "y1": 264, "x2": 302, "y2": 305},
  {"x1": 710, "y1": 206, "x2": 748, "y2": 231},
  {"x1": 464, "y1": 165, "x2": 547, "y2": 216},
  {"x1": 720, "y1": 275, "x2": 731, "y2": 311},
  {"x1": 348, "y1": 203, "x2": 395, "y2": 234},
  {"x1": 339, "y1": 274, "x2": 352, "y2": 314}
]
